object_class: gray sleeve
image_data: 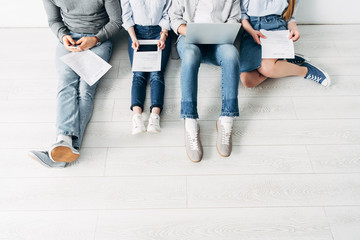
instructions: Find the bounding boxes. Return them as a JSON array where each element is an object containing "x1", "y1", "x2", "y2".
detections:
[
  {"x1": 95, "y1": 0, "x2": 122, "y2": 43},
  {"x1": 227, "y1": 0, "x2": 241, "y2": 23},
  {"x1": 168, "y1": 0, "x2": 187, "y2": 35},
  {"x1": 42, "y1": 0, "x2": 70, "y2": 42}
]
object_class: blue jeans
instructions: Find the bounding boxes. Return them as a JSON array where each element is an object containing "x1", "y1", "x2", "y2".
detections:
[
  {"x1": 177, "y1": 36, "x2": 240, "y2": 119},
  {"x1": 128, "y1": 25, "x2": 171, "y2": 112},
  {"x1": 55, "y1": 32, "x2": 113, "y2": 149}
]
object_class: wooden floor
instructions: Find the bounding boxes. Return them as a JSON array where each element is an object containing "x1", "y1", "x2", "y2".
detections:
[{"x1": 0, "y1": 25, "x2": 360, "y2": 240}]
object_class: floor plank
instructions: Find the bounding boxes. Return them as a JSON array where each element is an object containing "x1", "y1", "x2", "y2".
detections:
[
  {"x1": 307, "y1": 145, "x2": 360, "y2": 173},
  {"x1": 105, "y1": 146, "x2": 312, "y2": 176},
  {"x1": 325, "y1": 207, "x2": 360, "y2": 240},
  {"x1": 0, "y1": 211, "x2": 97, "y2": 240},
  {"x1": 0, "y1": 176, "x2": 186, "y2": 210},
  {"x1": 187, "y1": 174, "x2": 360, "y2": 208},
  {"x1": 95, "y1": 208, "x2": 332, "y2": 240}
]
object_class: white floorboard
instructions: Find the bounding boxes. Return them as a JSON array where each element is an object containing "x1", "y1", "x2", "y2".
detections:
[
  {"x1": 0, "y1": 25, "x2": 359, "y2": 239},
  {"x1": 96, "y1": 208, "x2": 332, "y2": 240}
]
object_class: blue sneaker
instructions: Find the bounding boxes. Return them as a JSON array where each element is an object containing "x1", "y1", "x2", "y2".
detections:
[
  {"x1": 49, "y1": 140, "x2": 80, "y2": 163},
  {"x1": 287, "y1": 53, "x2": 310, "y2": 65},
  {"x1": 303, "y1": 62, "x2": 331, "y2": 87},
  {"x1": 28, "y1": 151, "x2": 67, "y2": 168}
]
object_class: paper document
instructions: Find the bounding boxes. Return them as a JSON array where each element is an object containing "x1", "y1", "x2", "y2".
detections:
[
  {"x1": 132, "y1": 40, "x2": 162, "y2": 72},
  {"x1": 60, "y1": 50, "x2": 112, "y2": 86},
  {"x1": 260, "y1": 30, "x2": 295, "y2": 59}
]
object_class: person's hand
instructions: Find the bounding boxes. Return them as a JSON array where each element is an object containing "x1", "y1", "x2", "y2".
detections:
[
  {"x1": 132, "y1": 39, "x2": 140, "y2": 50},
  {"x1": 289, "y1": 29, "x2": 300, "y2": 42},
  {"x1": 157, "y1": 32, "x2": 167, "y2": 50},
  {"x1": 158, "y1": 39, "x2": 166, "y2": 50},
  {"x1": 76, "y1": 36, "x2": 98, "y2": 51},
  {"x1": 178, "y1": 24, "x2": 187, "y2": 36},
  {"x1": 62, "y1": 35, "x2": 81, "y2": 52},
  {"x1": 250, "y1": 30, "x2": 266, "y2": 45}
]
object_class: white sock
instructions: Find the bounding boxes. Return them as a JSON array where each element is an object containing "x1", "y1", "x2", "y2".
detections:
[
  {"x1": 56, "y1": 134, "x2": 72, "y2": 146},
  {"x1": 219, "y1": 116, "x2": 234, "y2": 125},
  {"x1": 185, "y1": 118, "x2": 199, "y2": 133}
]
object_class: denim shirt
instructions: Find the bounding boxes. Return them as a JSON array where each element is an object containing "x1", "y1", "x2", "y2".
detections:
[
  {"x1": 121, "y1": 0, "x2": 172, "y2": 30},
  {"x1": 241, "y1": 0, "x2": 300, "y2": 23},
  {"x1": 169, "y1": 0, "x2": 241, "y2": 35}
]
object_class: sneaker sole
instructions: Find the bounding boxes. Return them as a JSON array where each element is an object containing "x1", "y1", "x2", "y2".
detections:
[
  {"x1": 185, "y1": 151, "x2": 202, "y2": 163},
  {"x1": 147, "y1": 126, "x2": 161, "y2": 134},
  {"x1": 28, "y1": 152, "x2": 52, "y2": 168},
  {"x1": 216, "y1": 122, "x2": 231, "y2": 158},
  {"x1": 50, "y1": 146, "x2": 80, "y2": 163}
]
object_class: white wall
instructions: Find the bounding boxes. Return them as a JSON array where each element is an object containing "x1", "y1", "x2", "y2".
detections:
[{"x1": 1, "y1": 0, "x2": 360, "y2": 27}]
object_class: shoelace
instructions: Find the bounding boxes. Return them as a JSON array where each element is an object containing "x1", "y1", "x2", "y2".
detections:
[
  {"x1": 187, "y1": 131, "x2": 199, "y2": 151},
  {"x1": 221, "y1": 124, "x2": 233, "y2": 145},
  {"x1": 307, "y1": 74, "x2": 323, "y2": 83}
]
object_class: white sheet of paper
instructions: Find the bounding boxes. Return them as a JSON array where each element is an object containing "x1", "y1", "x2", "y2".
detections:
[
  {"x1": 60, "y1": 50, "x2": 112, "y2": 86},
  {"x1": 260, "y1": 29, "x2": 295, "y2": 59},
  {"x1": 132, "y1": 40, "x2": 162, "y2": 72}
]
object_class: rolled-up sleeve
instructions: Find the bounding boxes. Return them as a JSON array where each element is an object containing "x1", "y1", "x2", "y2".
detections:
[
  {"x1": 158, "y1": 0, "x2": 172, "y2": 30},
  {"x1": 227, "y1": 0, "x2": 241, "y2": 23},
  {"x1": 42, "y1": 0, "x2": 70, "y2": 42},
  {"x1": 169, "y1": 0, "x2": 187, "y2": 35},
  {"x1": 240, "y1": 0, "x2": 249, "y2": 20},
  {"x1": 121, "y1": 0, "x2": 135, "y2": 30},
  {"x1": 95, "y1": 0, "x2": 122, "y2": 42}
]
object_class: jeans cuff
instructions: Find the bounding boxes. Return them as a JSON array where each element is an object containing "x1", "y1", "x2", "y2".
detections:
[
  {"x1": 130, "y1": 104, "x2": 144, "y2": 111},
  {"x1": 150, "y1": 104, "x2": 163, "y2": 113},
  {"x1": 220, "y1": 112, "x2": 239, "y2": 117},
  {"x1": 56, "y1": 131, "x2": 78, "y2": 139}
]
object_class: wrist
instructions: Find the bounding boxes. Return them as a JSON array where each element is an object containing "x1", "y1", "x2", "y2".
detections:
[
  {"x1": 160, "y1": 31, "x2": 168, "y2": 38},
  {"x1": 94, "y1": 36, "x2": 101, "y2": 46}
]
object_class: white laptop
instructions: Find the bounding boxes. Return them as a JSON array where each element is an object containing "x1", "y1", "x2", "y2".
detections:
[{"x1": 185, "y1": 23, "x2": 241, "y2": 44}]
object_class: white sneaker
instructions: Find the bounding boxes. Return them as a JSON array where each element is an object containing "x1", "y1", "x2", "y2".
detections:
[
  {"x1": 184, "y1": 118, "x2": 203, "y2": 162},
  {"x1": 216, "y1": 116, "x2": 234, "y2": 157},
  {"x1": 132, "y1": 114, "x2": 146, "y2": 135},
  {"x1": 147, "y1": 113, "x2": 161, "y2": 133}
]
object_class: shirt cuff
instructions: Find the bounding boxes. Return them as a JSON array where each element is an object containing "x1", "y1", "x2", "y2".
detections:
[
  {"x1": 159, "y1": 19, "x2": 171, "y2": 31},
  {"x1": 241, "y1": 14, "x2": 249, "y2": 21},
  {"x1": 122, "y1": 20, "x2": 135, "y2": 31},
  {"x1": 171, "y1": 20, "x2": 187, "y2": 35}
]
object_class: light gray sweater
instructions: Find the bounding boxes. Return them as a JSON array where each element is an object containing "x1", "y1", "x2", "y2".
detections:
[
  {"x1": 43, "y1": 0, "x2": 122, "y2": 43},
  {"x1": 169, "y1": 0, "x2": 241, "y2": 35}
]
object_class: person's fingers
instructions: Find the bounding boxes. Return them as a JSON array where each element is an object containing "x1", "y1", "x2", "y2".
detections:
[
  {"x1": 67, "y1": 36, "x2": 76, "y2": 45},
  {"x1": 289, "y1": 30, "x2": 295, "y2": 39},
  {"x1": 160, "y1": 42, "x2": 165, "y2": 50},
  {"x1": 132, "y1": 42, "x2": 138, "y2": 50},
  {"x1": 259, "y1": 32, "x2": 267, "y2": 39},
  {"x1": 76, "y1": 37, "x2": 85, "y2": 45}
]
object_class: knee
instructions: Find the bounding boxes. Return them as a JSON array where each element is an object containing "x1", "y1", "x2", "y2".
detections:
[
  {"x1": 258, "y1": 62, "x2": 275, "y2": 78},
  {"x1": 240, "y1": 73, "x2": 257, "y2": 89},
  {"x1": 133, "y1": 72, "x2": 147, "y2": 85},
  {"x1": 79, "y1": 84, "x2": 96, "y2": 101},
  {"x1": 222, "y1": 47, "x2": 240, "y2": 64},
  {"x1": 180, "y1": 47, "x2": 201, "y2": 67}
]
